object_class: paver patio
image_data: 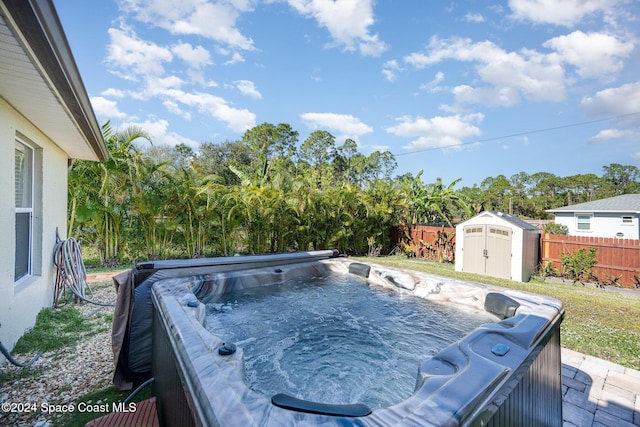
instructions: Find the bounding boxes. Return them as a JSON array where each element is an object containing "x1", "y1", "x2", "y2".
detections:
[{"x1": 562, "y1": 347, "x2": 640, "y2": 427}]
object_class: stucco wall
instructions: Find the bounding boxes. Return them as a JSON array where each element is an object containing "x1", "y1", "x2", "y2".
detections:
[
  {"x1": 1, "y1": 98, "x2": 68, "y2": 361},
  {"x1": 554, "y1": 212, "x2": 640, "y2": 239}
]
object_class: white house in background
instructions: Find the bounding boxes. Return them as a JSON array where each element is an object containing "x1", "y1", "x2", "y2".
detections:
[
  {"x1": 1, "y1": 0, "x2": 107, "y2": 362},
  {"x1": 547, "y1": 194, "x2": 640, "y2": 240}
]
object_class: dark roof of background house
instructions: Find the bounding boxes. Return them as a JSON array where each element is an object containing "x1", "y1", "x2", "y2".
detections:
[{"x1": 547, "y1": 194, "x2": 640, "y2": 214}]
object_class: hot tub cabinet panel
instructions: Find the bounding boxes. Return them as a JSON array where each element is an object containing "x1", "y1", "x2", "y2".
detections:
[{"x1": 147, "y1": 252, "x2": 564, "y2": 427}]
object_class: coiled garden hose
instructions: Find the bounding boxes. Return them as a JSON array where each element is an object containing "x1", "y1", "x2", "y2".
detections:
[
  {"x1": 53, "y1": 237, "x2": 114, "y2": 307},
  {"x1": 0, "y1": 341, "x2": 42, "y2": 367}
]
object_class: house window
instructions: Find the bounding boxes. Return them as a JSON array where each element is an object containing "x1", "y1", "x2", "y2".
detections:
[
  {"x1": 576, "y1": 214, "x2": 591, "y2": 231},
  {"x1": 621, "y1": 216, "x2": 633, "y2": 224},
  {"x1": 15, "y1": 140, "x2": 34, "y2": 282}
]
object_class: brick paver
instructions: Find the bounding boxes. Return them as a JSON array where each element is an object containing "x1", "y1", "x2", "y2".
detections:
[{"x1": 562, "y1": 348, "x2": 640, "y2": 427}]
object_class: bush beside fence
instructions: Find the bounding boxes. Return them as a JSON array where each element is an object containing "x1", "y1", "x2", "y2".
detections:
[{"x1": 540, "y1": 234, "x2": 640, "y2": 288}]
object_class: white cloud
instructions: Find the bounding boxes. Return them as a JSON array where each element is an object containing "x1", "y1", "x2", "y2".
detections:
[
  {"x1": 107, "y1": 26, "x2": 173, "y2": 78},
  {"x1": 117, "y1": 118, "x2": 201, "y2": 148},
  {"x1": 163, "y1": 100, "x2": 192, "y2": 120},
  {"x1": 147, "y1": 76, "x2": 186, "y2": 93},
  {"x1": 300, "y1": 112, "x2": 373, "y2": 139},
  {"x1": 544, "y1": 31, "x2": 633, "y2": 80},
  {"x1": 224, "y1": 51, "x2": 245, "y2": 65},
  {"x1": 91, "y1": 96, "x2": 128, "y2": 119},
  {"x1": 452, "y1": 85, "x2": 521, "y2": 106},
  {"x1": 404, "y1": 37, "x2": 507, "y2": 68},
  {"x1": 419, "y1": 72, "x2": 446, "y2": 93},
  {"x1": 101, "y1": 88, "x2": 126, "y2": 98},
  {"x1": 171, "y1": 42, "x2": 212, "y2": 69},
  {"x1": 235, "y1": 80, "x2": 262, "y2": 99},
  {"x1": 159, "y1": 89, "x2": 256, "y2": 132},
  {"x1": 382, "y1": 60, "x2": 400, "y2": 82},
  {"x1": 119, "y1": 0, "x2": 255, "y2": 50},
  {"x1": 404, "y1": 37, "x2": 566, "y2": 105},
  {"x1": 386, "y1": 113, "x2": 484, "y2": 151},
  {"x1": 581, "y1": 81, "x2": 640, "y2": 143},
  {"x1": 357, "y1": 34, "x2": 387, "y2": 57},
  {"x1": 287, "y1": 0, "x2": 387, "y2": 56},
  {"x1": 400, "y1": 29, "x2": 633, "y2": 108},
  {"x1": 508, "y1": 0, "x2": 620, "y2": 26},
  {"x1": 105, "y1": 21, "x2": 255, "y2": 134},
  {"x1": 464, "y1": 12, "x2": 485, "y2": 23},
  {"x1": 589, "y1": 127, "x2": 636, "y2": 143},
  {"x1": 581, "y1": 81, "x2": 640, "y2": 115}
]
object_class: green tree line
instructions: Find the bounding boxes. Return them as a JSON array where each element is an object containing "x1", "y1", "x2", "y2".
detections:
[
  {"x1": 458, "y1": 164, "x2": 639, "y2": 218},
  {"x1": 67, "y1": 121, "x2": 639, "y2": 265}
]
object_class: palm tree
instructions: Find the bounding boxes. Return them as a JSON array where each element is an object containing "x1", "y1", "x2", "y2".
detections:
[
  {"x1": 423, "y1": 177, "x2": 469, "y2": 227},
  {"x1": 362, "y1": 179, "x2": 406, "y2": 254},
  {"x1": 399, "y1": 172, "x2": 469, "y2": 228},
  {"x1": 129, "y1": 159, "x2": 175, "y2": 259},
  {"x1": 68, "y1": 122, "x2": 151, "y2": 264}
]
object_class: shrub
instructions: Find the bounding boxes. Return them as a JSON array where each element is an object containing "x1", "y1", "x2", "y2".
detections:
[
  {"x1": 561, "y1": 247, "x2": 598, "y2": 285},
  {"x1": 536, "y1": 261, "x2": 558, "y2": 280},
  {"x1": 543, "y1": 222, "x2": 568, "y2": 235}
]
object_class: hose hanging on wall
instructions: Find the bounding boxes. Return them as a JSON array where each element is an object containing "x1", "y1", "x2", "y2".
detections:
[{"x1": 53, "y1": 231, "x2": 114, "y2": 308}]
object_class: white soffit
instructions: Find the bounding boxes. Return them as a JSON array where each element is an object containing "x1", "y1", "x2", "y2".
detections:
[{"x1": 0, "y1": 1, "x2": 106, "y2": 161}]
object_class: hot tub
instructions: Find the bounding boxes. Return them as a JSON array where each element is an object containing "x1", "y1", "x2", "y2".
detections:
[{"x1": 138, "y1": 250, "x2": 563, "y2": 426}]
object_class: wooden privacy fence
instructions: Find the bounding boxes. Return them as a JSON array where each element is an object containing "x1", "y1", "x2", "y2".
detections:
[
  {"x1": 540, "y1": 234, "x2": 640, "y2": 287},
  {"x1": 394, "y1": 225, "x2": 456, "y2": 262}
]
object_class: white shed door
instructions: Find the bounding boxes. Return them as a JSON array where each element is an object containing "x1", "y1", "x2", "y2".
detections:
[
  {"x1": 462, "y1": 225, "x2": 512, "y2": 279},
  {"x1": 486, "y1": 226, "x2": 512, "y2": 280},
  {"x1": 462, "y1": 225, "x2": 487, "y2": 275}
]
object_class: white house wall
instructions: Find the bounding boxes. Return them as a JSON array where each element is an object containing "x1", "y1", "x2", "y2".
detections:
[
  {"x1": 1, "y1": 97, "x2": 68, "y2": 359},
  {"x1": 554, "y1": 212, "x2": 640, "y2": 239}
]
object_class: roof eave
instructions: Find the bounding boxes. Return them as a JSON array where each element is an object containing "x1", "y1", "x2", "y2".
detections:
[
  {"x1": 548, "y1": 209, "x2": 640, "y2": 214},
  {"x1": 1, "y1": 0, "x2": 108, "y2": 161}
]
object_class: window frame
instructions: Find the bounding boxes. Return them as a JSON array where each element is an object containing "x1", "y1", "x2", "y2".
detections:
[
  {"x1": 575, "y1": 214, "x2": 592, "y2": 232},
  {"x1": 15, "y1": 138, "x2": 34, "y2": 283}
]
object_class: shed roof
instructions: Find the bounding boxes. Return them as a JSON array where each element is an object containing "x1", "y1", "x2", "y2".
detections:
[
  {"x1": 458, "y1": 211, "x2": 539, "y2": 230},
  {"x1": 547, "y1": 194, "x2": 640, "y2": 214},
  {"x1": 0, "y1": 0, "x2": 107, "y2": 161}
]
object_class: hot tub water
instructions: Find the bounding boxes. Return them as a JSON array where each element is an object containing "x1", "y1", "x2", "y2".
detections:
[{"x1": 204, "y1": 273, "x2": 497, "y2": 410}]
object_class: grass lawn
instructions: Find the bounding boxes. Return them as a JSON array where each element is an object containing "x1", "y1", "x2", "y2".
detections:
[{"x1": 354, "y1": 256, "x2": 640, "y2": 371}]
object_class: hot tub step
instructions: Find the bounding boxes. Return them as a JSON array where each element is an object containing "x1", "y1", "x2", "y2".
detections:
[{"x1": 84, "y1": 397, "x2": 159, "y2": 427}]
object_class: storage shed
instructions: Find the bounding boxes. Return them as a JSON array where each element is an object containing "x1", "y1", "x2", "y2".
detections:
[{"x1": 455, "y1": 211, "x2": 540, "y2": 282}]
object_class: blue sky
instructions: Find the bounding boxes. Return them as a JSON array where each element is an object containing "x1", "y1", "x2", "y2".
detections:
[{"x1": 53, "y1": 0, "x2": 640, "y2": 187}]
